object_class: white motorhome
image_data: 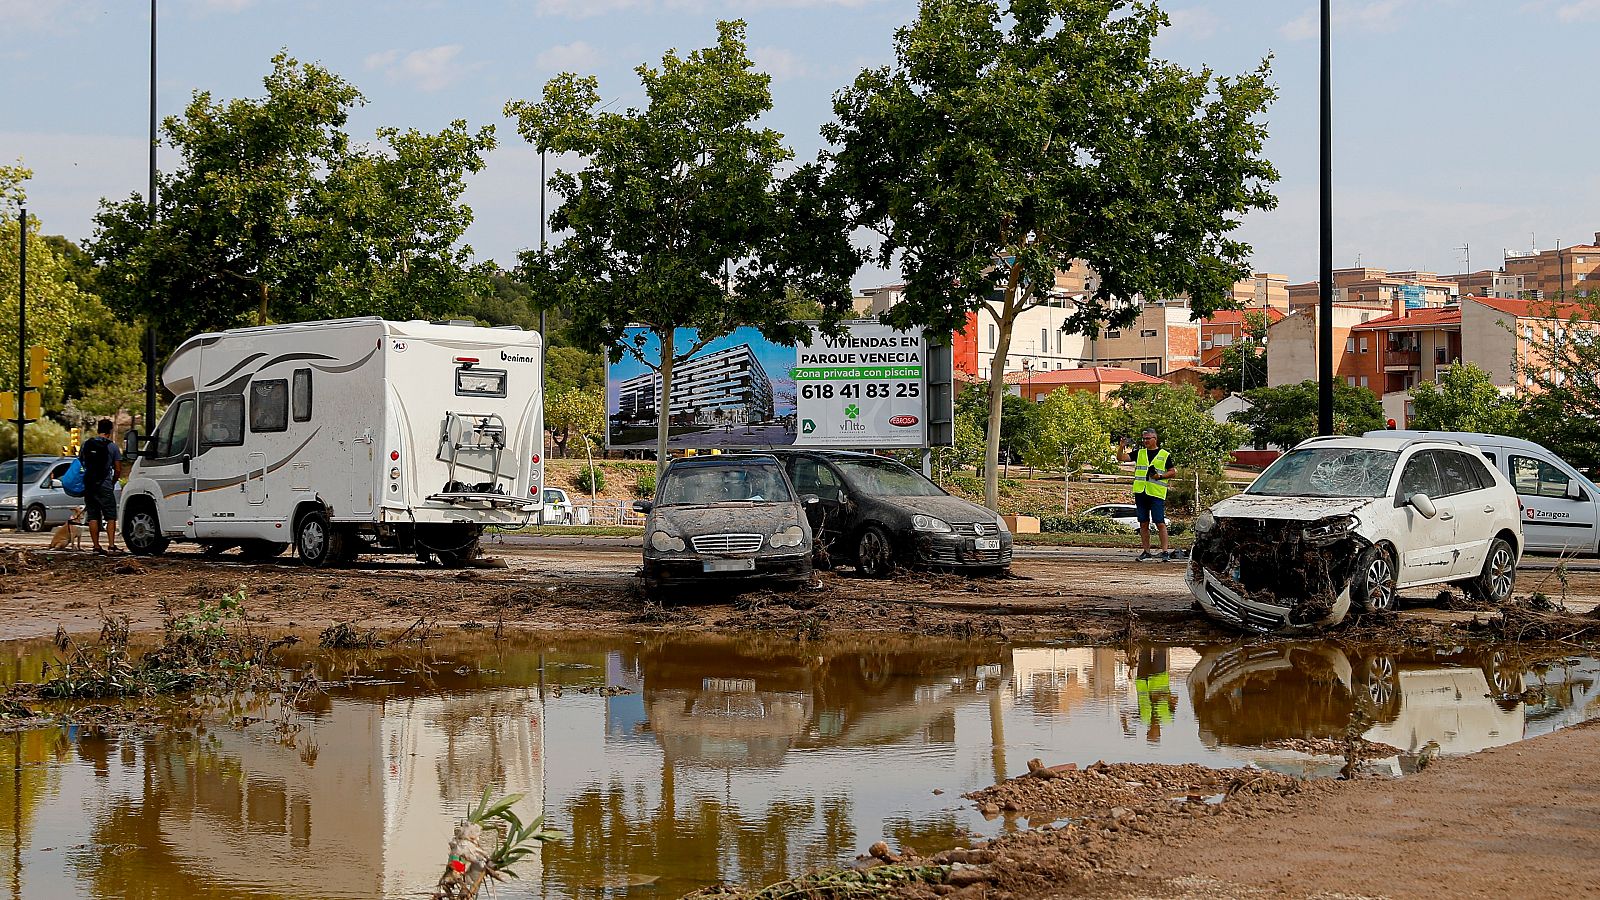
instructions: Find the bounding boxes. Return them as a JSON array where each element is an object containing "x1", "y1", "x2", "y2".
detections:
[{"x1": 121, "y1": 318, "x2": 544, "y2": 566}]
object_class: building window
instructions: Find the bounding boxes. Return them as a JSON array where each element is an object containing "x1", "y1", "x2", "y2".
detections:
[
  {"x1": 1140, "y1": 362, "x2": 1160, "y2": 376},
  {"x1": 1139, "y1": 329, "x2": 1158, "y2": 338},
  {"x1": 1106, "y1": 329, "x2": 1121, "y2": 339},
  {"x1": 1359, "y1": 376, "x2": 1369, "y2": 388},
  {"x1": 1345, "y1": 338, "x2": 1354, "y2": 352},
  {"x1": 1358, "y1": 337, "x2": 1369, "y2": 353},
  {"x1": 1041, "y1": 328, "x2": 1049, "y2": 352},
  {"x1": 1435, "y1": 347, "x2": 1447, "y2": 365},
  {"x1": 989, "y1": 324, "x2": 996, "y2": 349}
]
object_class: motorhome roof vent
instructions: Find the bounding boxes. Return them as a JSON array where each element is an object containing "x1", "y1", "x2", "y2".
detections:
[{"x1": 430, "y1": 319, "x2": 478, "y2": 327}]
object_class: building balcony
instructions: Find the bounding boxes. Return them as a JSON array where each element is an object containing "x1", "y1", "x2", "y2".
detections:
[{"x1": 1383, "y1": 349, "x2": 1421, "y2": 370}]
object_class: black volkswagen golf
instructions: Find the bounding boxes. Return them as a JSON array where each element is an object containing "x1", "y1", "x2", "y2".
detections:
[{"x1": 766, "y1": 450, "x2": 1012, "y2": 576}]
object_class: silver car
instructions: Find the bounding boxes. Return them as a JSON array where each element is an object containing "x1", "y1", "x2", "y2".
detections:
[{"x1": 0, "y1": 455, "x2": 116, "y2": 532}]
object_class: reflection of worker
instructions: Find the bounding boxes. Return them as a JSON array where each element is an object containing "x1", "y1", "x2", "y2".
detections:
[
  {"x1": 1120, "y1": 429, "x2": 1176, "y2": 562},
  {"x1": 1134, "y1": 648, "x2": 1175, "y2": 743}
]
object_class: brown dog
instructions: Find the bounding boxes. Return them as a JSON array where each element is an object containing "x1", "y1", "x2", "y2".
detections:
[{"x1": 48, "y1": 508, "x2": 86, "y2": 550}]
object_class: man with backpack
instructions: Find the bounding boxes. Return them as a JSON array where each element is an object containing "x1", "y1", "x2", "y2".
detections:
[{"x1": 79, "y1": 419, "x2": 122, "y2": 554}]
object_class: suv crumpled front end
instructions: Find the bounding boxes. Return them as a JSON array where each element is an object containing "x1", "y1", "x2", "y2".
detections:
[{"x1": 1187, "y1": 497, "x2": 1376, "y2": 633}]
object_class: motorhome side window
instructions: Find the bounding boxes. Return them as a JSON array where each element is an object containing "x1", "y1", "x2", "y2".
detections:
[
  {"x1": 1511, "y1": 455, "x2": 1571, "y2": 499},
  {"x1": 152, "y1": 397, "x2": 195, "y2": 459},
  {"x1": 292, "y1": 368, "x2": 312, "y2": 421},
  {"x1": 199, "y1": 392, "x2": 245, "y2": 450},
  {"x1": 250, "y1": 379, "x2": 289, "y2": 433},
  {"x1": 456, "y1": 367, "x2": 507, "y2": 398}
]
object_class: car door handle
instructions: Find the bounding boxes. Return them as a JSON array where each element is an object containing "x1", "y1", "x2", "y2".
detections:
[
  {"x1": 1483, "y1": 506, "x2": 1494, "y2": 514},
  {"x1": 1439, "y1": 512, "x2": 1454, "y2": 521}
]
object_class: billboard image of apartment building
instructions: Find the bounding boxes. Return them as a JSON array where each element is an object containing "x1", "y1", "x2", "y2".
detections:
[{"x1": 612, "y1": 342, "x2": 778, "y2": 442}]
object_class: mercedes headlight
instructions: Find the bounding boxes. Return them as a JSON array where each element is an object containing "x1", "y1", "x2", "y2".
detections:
[
  {"x1": 649, "y1": 529, "x2": 686, "y2": 552},
  {"x1": 912, "y1": 514, "x2": 952, "y2": 533},
  {"x1": 1302, "y1": 515, "x2": 1357, "y2": 544},
  {"x1": 769, "y1": 525, "x2": 805, "y2": 548}
]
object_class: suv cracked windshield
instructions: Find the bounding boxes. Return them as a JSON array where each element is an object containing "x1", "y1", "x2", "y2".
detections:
[{"x1": 1246, "y1": 447, "x2": 1400, "y2": 498}]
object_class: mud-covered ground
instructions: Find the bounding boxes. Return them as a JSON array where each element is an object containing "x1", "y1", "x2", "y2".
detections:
[{"x1": 4, "y1": 534, "x2": 1599, "y2": 647}]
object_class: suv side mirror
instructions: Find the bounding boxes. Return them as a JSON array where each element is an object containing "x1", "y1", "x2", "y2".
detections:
[
  {"x1": 1566, "y1": 480, "x2": 1583, "y2": 501},
  {"x1": 632, "y1": 499, "x2": 653, "y2": 513},
  {"x1": 1408, "y1": 492, "x2": 1438, "y2": 519}
]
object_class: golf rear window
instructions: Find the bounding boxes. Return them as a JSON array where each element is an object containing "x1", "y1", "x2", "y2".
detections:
[{"x1": 456, "y1": 368, "x2": 507, "y2": 398}]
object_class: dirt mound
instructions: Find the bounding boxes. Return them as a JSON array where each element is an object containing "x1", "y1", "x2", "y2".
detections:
[{"x1": 962, "y1": 760, "x2": 1303, "y2": 822}]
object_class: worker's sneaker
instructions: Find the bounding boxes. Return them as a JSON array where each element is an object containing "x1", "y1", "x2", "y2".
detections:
[
  {"x1": 1135, "y1": 551, "x2": 1157, "y2": 562},
  {"x1": 1157, "y1": 551, "x2": 1172, "y2": 563}
]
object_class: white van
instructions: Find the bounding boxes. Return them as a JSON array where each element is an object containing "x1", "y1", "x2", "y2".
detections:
[
  {"x1": 122, "y1": 318, "x2": 544, "y2": 566},
  {"x1": 1372, "y1": 431, "x2": 1598, "y2": 555}
]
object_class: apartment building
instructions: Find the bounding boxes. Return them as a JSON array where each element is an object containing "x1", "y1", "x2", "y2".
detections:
[
  {"x1": 1503, "y1": 233, "x2": 1600, "y2": 299},
  {"x1": 1442, "y1": 269, "x2": 1524, "y2": 299},
  {"x1": 1014, "y1": 366, "x2": 1165, "y2": 402},
  {"x1": 1199, "y1": 308, "x2": 1286, "y2": 367},
  {"x1": 1461, "y1": 295, "x2": 1596, "y2": 392},
  {"x1": 1229, "y1": 273, "x2": 1290, "y2": 311},
  {"x1": 1265, "y1": 303, "x2": 1394, "y2": 388},
  {"x1": 614, "y1": 343, "x2": 775, "y2": 427},
  {"x1": 1288, "y1": 268, "x2": 1457, "y2": 314}
]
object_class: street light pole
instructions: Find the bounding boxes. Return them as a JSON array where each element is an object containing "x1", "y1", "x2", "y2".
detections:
[
  {"x1": 1317, "y1": 0, "x2": 1334, "y2": 435},
  {"x1": 143, "y1": 0, "x2": 158, "y2": 441}
]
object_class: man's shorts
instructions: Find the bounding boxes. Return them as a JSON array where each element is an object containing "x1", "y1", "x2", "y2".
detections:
[
  {"x1": 1134, "y1": 492, "x2": 1165, "y2": 525},
  {"x1": 84, "y1": 482, "x2": 117, "y2": 524}
]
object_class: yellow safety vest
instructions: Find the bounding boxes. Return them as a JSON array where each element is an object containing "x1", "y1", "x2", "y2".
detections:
[{"x1": 1133, "y1": 447, "x2": 1171, "y2": 499}]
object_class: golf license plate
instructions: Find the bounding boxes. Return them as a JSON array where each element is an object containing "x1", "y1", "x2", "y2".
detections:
[
  {"x1": 975, "y1": 538, "x2": 1001, "y2": 551},
  {"x1": 703, "y1": 558, "x2": 756, "y2": 573}
]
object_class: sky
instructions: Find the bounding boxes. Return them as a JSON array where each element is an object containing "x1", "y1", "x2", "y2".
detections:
[{"x1": 3, "y1": 0, "x2": 1598, "y2": 291}]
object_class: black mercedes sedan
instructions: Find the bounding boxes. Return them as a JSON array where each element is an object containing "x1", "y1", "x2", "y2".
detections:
[{"x1": 766, "y1": 450, "x2": 1012, "y2": 576}]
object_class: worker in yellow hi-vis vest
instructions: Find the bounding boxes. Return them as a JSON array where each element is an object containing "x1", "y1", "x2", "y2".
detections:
[{"x1": 1120, "y1": 428, "x2": 1176, "y2": 562}]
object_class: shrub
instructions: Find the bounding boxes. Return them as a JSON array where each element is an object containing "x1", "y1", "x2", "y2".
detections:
[
  {"x1": 1039, "y1": 513, "x2": 1134, "y2": 535},
  {"x1": 575, "y1": 464, "x2": 605, "y2": 494},
  {"x1": 635, "y1": 471, "x2": 657, "y2": 498},
  {"x1": 0, "y1": 419, "x2": 72, "y2": 459},
  {"x1": 1165, "y1": 467, "x2": 1238, "y2": 515},
  {"x1": 947, "y1": 474, "x2": 981, "y2": 496}
]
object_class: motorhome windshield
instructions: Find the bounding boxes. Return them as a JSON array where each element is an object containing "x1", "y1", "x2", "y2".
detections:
[
  {"x1": 658, "y1": 463, "x2": 793, "y2": 506},
  {"x1": 1246, "y1": 448, "x2": 1400, "y2": 498}
]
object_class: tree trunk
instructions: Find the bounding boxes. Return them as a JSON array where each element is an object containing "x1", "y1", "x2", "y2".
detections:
[
  {"x1": 985, "y1": 308, "x2": 1015, "y2": 511},
  {"x1": 258, "y1": 283, "x2": 269, "y2": 326},
  {"x1": 655, "y1": 329, "x2": 674, "y2": 486}
]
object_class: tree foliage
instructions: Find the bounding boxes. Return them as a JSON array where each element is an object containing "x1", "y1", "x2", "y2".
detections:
[
  {"x1": 1408, "y1": 363, "x2": 1520, "y2": 436},
  {"x1": 1107, "y1": 382, "x2": 1246, "y2": 475},
  {"x1": 1512, "y1": 297, "x2": 1600, "y2": 468},
  {"x1": 1023, "y1": 389, "x2": 1115, "y2": 474},
  {"x1": 91, "y1": 52, "x2": 494, "y2": 354},
  {"x1": 1234, "y1": 380, "x2": 1384, "y2": 450},
  {"x1": 506, "y1": 21, "x2": 858, "y2": 479},
  {"x1": 825, "y1": 0, "x2": 1278, "y2": 508},
  {"x1": 1204, "y1": 311, "x2": 1269, "y2": 393},
  {"x1": 545, "y1": 387, "x2": 606, "y2": 459},
  {"x1": 1, "y1": 166, "x2": 84, "y2": 403}
]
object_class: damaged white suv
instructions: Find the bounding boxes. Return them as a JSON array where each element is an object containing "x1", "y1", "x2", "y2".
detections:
[{"x1": 1189, "y1": 436, "x2": 1522, "y2": 632}]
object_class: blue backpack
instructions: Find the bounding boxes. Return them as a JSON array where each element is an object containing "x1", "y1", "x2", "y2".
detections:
[{"x1": 60, "y1": 459, "x2": 86, "y2": 498}]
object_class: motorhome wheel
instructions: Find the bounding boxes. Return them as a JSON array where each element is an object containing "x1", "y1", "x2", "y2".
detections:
[{"x1": 296, "y1": 510, "x2": 345, "y2": 567}]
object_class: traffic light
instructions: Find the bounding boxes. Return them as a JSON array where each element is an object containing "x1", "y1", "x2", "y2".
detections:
[
  {"x1": 21, "y1": 391, "x2": 40, "y2": 422},
  {"x1": 69, "y1": 426, "x2": 81, "y2": 456},
  {"x1": 26, "y1": 346, "x2": 49, "y2": 389},
  {"x1": 0, "y1": 391, "x2": 12, "y2": 421}
]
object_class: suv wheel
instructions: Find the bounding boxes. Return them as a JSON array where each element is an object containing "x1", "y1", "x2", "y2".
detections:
[
  {"x1": 22, "y1": 505, "x2": 47, "y2": 532},
  {"x1": 1352, "y1": 544, "x2": 1397, "y2": 612},
  {"x1": 1465, "y1": 538, "x2": 1516, "y2": 604}
]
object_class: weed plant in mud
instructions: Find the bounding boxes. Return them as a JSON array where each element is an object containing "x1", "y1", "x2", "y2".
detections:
[{"x1": 31, "y1": 590, "x2": 298, "y2": 701}]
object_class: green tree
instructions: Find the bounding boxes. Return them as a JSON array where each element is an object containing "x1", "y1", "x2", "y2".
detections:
[
  {"x1": 1108, "y1": 382, "x2": 1246, "y2": 476},
  {"x1": 1204, "y1": 311, "x2": 1269, "y2": 393},
  {"x1": 60, "y1": 295, "x2": 145, "y2": 414},
  {"x1": 1408, "y1": 362, "x2": 1520, "y2": 435},
  {"x1": 1, "y1": 166, "x2": 84, "y2": 404},
  {"x1": 545, "y1": 386, "x2": 606, "y2": 459},
  {"x1": 825, "y1": 0, "x2": 1278, "y2": 509},
  {"x1": 1024, "y1": 389, "x2": 1115, "y2": 474},
  {"x1": 91, "y1": 52, "x2": 494, "y2": 353},
  {"x1": 505, "y1": 21, "x2": 858, "y2": 481},
  {"x1": 1512, "y1": 296, "x2": 1600, "y2": 468},
  {"x1": 1233, "y1": 380, "x2": 1384, "y2": 450}
]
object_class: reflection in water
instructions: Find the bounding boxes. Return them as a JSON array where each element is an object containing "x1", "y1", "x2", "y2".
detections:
[{"x1": 0, "y1": 633, "x2": 1595, "y2": 899}]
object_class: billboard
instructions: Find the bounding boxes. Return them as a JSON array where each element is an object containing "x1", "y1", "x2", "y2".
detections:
[{"x1": 606, "y1": 321, "x2": 946, "y2": 450}]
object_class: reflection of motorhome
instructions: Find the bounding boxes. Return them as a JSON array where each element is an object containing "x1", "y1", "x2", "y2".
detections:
[
  {"x1": 143, "y1": 688, "x2": 543, "y2": 898},
  {"x1": 121, "y1": 319, "x2": 543, "y2": 566},
  {"x1": 614, "y1": 344, "x2": 775, "y2": 427}
]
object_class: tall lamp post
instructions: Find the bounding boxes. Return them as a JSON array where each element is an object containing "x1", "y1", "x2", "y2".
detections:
[
  {"x1": 143, "y1": 0, "x2": 158, "y2": 442},
  {"x1": 1317, "y1": 0, "x2": 1334, "y2": 434}
]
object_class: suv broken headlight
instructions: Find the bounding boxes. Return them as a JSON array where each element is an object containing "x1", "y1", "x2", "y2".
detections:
[{"x1": 1302, "y1": 515, "x2": 1358, "y2": 544}]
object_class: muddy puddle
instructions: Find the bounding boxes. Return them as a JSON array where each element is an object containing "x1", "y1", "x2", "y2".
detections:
[{"x1": 0, "y1": 632, "x2": 1597, "y2": 899}]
